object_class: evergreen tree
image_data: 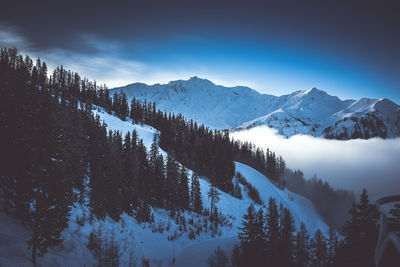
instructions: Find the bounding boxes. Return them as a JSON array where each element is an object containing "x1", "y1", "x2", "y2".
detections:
[
  {"x1": 190, "y1": 172, "x2": 203, "y2": 213},
  {"x1": 208, "y1": 183, "x2": 221, "y2": 219},
  {"x1": 295, "y1": 222, "x2": 310, "y2": 267},
  {"x1": 238, "y1": 205, "x2": 266, "y2": 267},
  {"x1": 26, "y1": 98, "x2": 72, "y2": 266},
  {"x1": 165, "y1": 154, "x2": 179, "y2": 210},
  {"x1": 327, "y1": 228, "x2": 338, "y2": 267},
  {"x1": 339, "y1": 188, "x2": 379, "y2": 267},
  {"x1": 178, "y1": 165, "x2": 190, "y2": 210},
  {"x1": 88, "y1": 120, "x2": 109, "y2": 219},
  {"x1": 136, "y1": 139, "x2": 150, "y2": 203},
  {"x1": 279, "y1": 207, "x2": 296, "y2": 266},
  {"x1": 121, "y1": 132, "x2": 135, "y2": 214},
  {"x1": 149, "y1": 134, "x2": 164, "y2": 206},
  {"x1": 310, "y1": 229, "x2": 327, "y2": 267},
  {"x1": 153, "y1": 153, "x2": 166, "y2": 208},
  {"x1": 265, "y1": 197, "x2": 280, "y2": 265},
  {"x1": 149, "y1": 134, "x2": 160, "y2": 168},
  {"x1": 106, "y1": 131, "x2": 124, "y2": 221}
]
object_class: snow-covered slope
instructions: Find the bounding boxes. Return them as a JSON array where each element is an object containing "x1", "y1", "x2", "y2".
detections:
[
  {"x1": 111, "y1": 77, "x2": 400, "y2": 139},
  {"x1": 112, "y1": 76, "x2": 276, "y2": 129},
  {"x1": 1, "y1": 108, "x2": 328, "y2": 267}
]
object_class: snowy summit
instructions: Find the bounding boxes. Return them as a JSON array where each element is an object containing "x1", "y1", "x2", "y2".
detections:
[{"x1": 112, "y1": 77, "x2": 400, "y2": 139}]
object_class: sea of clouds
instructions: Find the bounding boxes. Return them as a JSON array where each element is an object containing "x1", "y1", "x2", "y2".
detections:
[{"x1": 231, "y1": 126, "x2": 400, "y2": 200}]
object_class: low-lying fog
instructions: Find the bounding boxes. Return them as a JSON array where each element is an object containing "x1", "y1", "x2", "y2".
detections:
[{"x1": 231, "y1": 126, "x2": 400, "y2": 200}]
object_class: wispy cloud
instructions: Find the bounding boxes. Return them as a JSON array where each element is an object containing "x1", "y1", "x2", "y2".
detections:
[
  {"x1": 0, "y1": 24, "x2": 31, "y2": 50},
  {"x1": 38, "y1": 48, "x2": 147, "y2": 88},
  {"x1": 231, "y1": 126, "x2": 400, "y2": 199},
  {"x1": 0, "y1": 26, "x2": 246, "y2": 88}
]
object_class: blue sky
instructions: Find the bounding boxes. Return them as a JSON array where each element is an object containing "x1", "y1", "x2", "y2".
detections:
[{"x1": 1, "y1": 0, "x2": 399, "y2": 103}]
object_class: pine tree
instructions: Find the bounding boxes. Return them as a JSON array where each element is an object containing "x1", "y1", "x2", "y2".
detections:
[
  {"x1": 278, "y1": 155, "x2": 286, "y2": 188},
  {"x1": 327, "y1": 228, "x2": 338, "y2": 267},
  {"x1": 238, "y1": 204, "x2": 257, "y2": 245},
  {"x1": 136, "y1": 139, "x2": 150, "y2": 203},
  {"x1": 26, "y1": 98, "x2": 72, "y2": 266},
  {"x1": 279, "y1": 207, "x2": 296, "y2": 266},
  {"x1": 120, "y1": 92, "x2": 129, "y2": 120},
  {"x1": 339, "y1": 188, "x2": 379, "y2": 267},
  {"x1": 153, "y1": 153, "x2": 165, "y2": 208},
  {"x1": 265, "y1": 197, "x2": 280, "y2": 265},
  {"x1": 295, "y1": 222, "x2": 310, "y2": 267},
  {"x1": 121, "y1": 132, "x2": 134, "y2": 214},
  {"x1": 208, "y1": 183, "x2": 221, "y2": 219},
  {"x1": 149, "y1": 134, "x2": 160, "y2": 169},
  {"x1": 310, "y1": 229, "x2": 327, "y2": 267},
  {"x1": 149, "y1": 134, "x2": 162, "y2": 206},
  {"x1": 165, "y1": 154, "x2": 179, "y2": 210},
  {"x1": 190, "y1": 172, "x2": 203, "y2": 213},
  {"x1": 178, "y1": 165, "x2": 190, "y2": 210},
  {"x1": 238, "y1": 204, "x2": 266, "y2": 267},
  {"x1": 88, "y1": 120, "x2": 109, "y2": 219}
]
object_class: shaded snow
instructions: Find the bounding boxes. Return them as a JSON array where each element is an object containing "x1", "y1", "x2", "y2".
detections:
[
  {"x1": 0, "y1": 211, "x2": 96, "y2": 267},
  {"x1": 92, "y1": 108, "x2": 157, "y2": 148}
]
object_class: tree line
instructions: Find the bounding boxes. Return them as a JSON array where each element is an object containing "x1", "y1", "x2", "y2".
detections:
[
  {"x1": 0, "y1": 48, "x2": 204, "y2": 265},
  {"x1": 219, "y1": 189, "x2": 379, "y2": 267}
]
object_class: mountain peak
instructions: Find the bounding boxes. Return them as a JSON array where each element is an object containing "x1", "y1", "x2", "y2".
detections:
[
  {"x1": 187, "y1": 76, "x2": 214, "y2": 85},
  {"x1": 188, "y1": 75, "x2": 203, "y2": 81},
  {"x1": 110, "y1": 78, "x2": 399, "y2": 139},
  {"x1": 303, "y1": 87, "x2": 327, "y2": 96},
  {"x1": 167, "y1": 76, "x2": 215, "y2": 87}
]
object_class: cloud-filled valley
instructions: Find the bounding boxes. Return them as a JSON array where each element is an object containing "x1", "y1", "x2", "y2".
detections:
[{"x1": 231, "y1": 126, "x2": 400, "y2": 199}]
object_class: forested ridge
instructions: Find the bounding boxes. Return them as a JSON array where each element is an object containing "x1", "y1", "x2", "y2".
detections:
[
  {"x1": 0, "y1": 48, "x2": 211, "y2": 265},
  {"x1": 229, "y1": 189, "x2": 380, "y2": 267},
  {"x1": 0, "y1": 48, "x2": 386, "y2": 267}
]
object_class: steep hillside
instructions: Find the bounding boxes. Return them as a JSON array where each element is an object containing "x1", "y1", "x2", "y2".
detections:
[
  {"x1": 111, "y1": 77, "x2": 400, "y2": 139},
  {"x1": 0, "y1": 108, "x2": 328, "y2": 267}
]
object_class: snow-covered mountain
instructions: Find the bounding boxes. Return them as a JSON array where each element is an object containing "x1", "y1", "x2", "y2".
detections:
[{"x1": 111, "y1": 77, "x2": 400, "y2": 139}]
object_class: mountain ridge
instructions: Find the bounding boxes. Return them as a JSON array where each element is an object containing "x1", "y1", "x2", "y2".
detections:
[{"x1": 111, "y1": 77, "x2": 400, "y2": 139}]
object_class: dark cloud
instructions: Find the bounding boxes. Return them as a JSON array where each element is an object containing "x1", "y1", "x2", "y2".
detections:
[
  {"x1": 1, "y1": 0, "x2": 399, "y2": 99},
  {"x1": 2, "y1": 1, "x2": 400, "y2": 54}
]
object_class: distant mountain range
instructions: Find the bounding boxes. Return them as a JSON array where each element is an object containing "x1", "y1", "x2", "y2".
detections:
[{"x1": 111, "y1": 76, "x2": 400, "y2": 139}]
